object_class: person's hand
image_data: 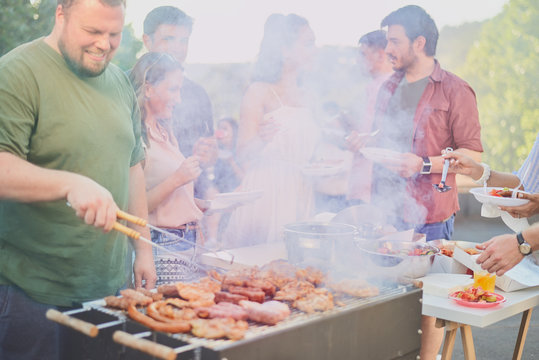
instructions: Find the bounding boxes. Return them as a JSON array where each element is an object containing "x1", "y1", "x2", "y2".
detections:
[
  {"x1": 500, "y1": 192, "x2": 539, "y2": 218},
  {"x1": 66, "y1": 174, "x2": 119, "y2": 232},
  {"x1": 174, "y1": 156, "x2": 202, "y2": 185},
  {"x1": 377, "y1": 152, "x2": 423, "y2": 178},
  {"x1": 475, "y1": 233, "x2": 523, "y2": 276},
  {"x1": 133, "y1": 246, "x2": 157, "y2": 289},
  {"x1": 193, "y1": 137, "x2": 218, "y2": 167},
  {"x1": 442, "y1": 150, "x2": 483, "y2": 179},
  {"x1": 345, "y1": 131, "x2": 372, "y2": 153},
  {"x1": 258, "y1": 116, "x2": 280, "y2": 142}
]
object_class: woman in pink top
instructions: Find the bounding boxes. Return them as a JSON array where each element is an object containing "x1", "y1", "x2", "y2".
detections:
[{"x1": 130, "y1": 53, "x2": 204, "y2": 285}]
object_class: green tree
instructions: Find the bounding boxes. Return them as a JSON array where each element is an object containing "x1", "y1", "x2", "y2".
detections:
[
  {"x1": 0, "y1": 0, "x2": 55, "y2": 56},
  {"x1": 461, "y1": 0, "x2": 539, "y2": 172},
  {"x1": 111, "y1": 24, "x2": 143, "y2": 71}
]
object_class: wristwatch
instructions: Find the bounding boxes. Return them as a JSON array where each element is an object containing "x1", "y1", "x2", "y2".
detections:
[
  {"x1": 420, "y1": 156, "x2": 432, "y2": 174},
  {"x1": 516, "y1": 232, "x2": 532, "y2": 255}
]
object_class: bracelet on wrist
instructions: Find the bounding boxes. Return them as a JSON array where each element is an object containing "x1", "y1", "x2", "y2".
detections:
[{"x1": 473, "y1": 163, "x2": 491, "y2": 185}]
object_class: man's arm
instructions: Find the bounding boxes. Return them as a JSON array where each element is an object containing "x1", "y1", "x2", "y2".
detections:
[
  {"x1": 0, "y1": 151, "x2": 117, "y2": 230},
  {"x1": 128, "y1": 163, "x2": 157, "y2": 289},
  {"x1": 476, "y1": 222, "x2": 539, "y2": 276}
]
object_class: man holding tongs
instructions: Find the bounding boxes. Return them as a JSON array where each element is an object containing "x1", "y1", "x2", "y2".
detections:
[{"x1": 0, "y1": 1, "x2": 156, "y2": 359}]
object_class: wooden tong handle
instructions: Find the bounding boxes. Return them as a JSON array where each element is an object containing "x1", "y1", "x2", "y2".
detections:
[
  {"x1": 117, "y1": 210, "x2": 147, "y2": 227},
  {"x1": 113, "y1": 222, "x2": 141, "y2": 240},
  {"x1": 113, "y1": 331, "x2": 176, "y2": 360},
  {"x1": 46, "y1": 309, "x2": 98, "y2": 338}
]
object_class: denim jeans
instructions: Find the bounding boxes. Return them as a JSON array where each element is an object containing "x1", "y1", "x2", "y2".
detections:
[
  {"x1": 0, "y1": 285, "x2": 72, "y2": 360},
  {"x1": 151, "y1": 228, "x2": 198, "y2": 285},
  {"x1": 415, "y1": 214, "x2": 455, "y2": 242}
]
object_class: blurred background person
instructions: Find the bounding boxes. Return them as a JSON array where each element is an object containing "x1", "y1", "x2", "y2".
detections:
[
  {"x1": 214, "y1": 117, "x2": 244, "y2": 193},
  {"x1": 130, "y1": 52, "x2": 205, "y2": 285},
  {"x1": 142, "y1": 6, "x2": 217, "y2": 201},
  {"x1": 346, "y1": 29, "x2": 394, "y2": 205},
  {"x1": 222, "y1": 13, "x2": 320, "y2": 248}
]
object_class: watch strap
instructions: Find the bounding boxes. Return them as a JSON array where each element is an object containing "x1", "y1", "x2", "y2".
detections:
[
  {"x1": 516, "y1": 232, "x2": 525, "y2": 245},
  {"x1": 420, "y1": 156, "x2": 432, "y2": 175}
]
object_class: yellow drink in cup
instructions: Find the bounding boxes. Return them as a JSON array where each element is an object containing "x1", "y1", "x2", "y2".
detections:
[{"x1": 473, "y1": 270, "x2": 496, "y2": 292}]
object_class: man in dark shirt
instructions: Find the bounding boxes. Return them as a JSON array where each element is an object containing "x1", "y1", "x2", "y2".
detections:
[{"x1": 142, "y1": 6, "x2": 217, "y2": 198}]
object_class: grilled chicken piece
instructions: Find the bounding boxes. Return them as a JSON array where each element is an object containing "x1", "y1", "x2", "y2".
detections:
[
  {"x1": 239, "y1": 300, "x2": 290, "y2": 325},
  {"x1": 293, "y1": 288, "x2": 334, "y2": 313},
  {"x1": 195, "y1": 302, "x2": 248, "y2": 321},
  {"x1": 190, "y1": 318, "x2": 248, "y2": 340}
]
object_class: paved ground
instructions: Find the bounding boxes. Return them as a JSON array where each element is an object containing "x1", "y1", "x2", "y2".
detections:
[{"x1": 442, "y1": 196, "x2": 539, "y2": 359}]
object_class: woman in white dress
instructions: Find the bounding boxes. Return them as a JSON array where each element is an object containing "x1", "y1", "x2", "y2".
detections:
[{"x1": 222, "y1": 14, "x2": 320, "y2": 248}]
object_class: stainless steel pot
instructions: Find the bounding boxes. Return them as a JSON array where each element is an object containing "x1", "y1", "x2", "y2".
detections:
[{"x1": 283, "y1": 221, "x2": 359, "y2": 268}]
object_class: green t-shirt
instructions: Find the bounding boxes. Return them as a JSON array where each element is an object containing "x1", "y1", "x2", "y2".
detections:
[{"x1": 0, "y1": 38, "x2": 145, "y2": 306}]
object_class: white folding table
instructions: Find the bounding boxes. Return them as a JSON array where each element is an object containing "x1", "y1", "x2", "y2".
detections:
[{"x1": 422, "y1": 286, "x2": 539, "y2": 359}]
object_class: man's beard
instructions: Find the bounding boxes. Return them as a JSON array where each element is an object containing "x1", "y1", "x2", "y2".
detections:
[{"x1": 58, "y1": 38, "x2": 108, "y2": 77}]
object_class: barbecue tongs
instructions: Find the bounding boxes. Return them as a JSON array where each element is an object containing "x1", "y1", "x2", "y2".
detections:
[{"x1": 114, "y1": 210, "x2": 234, "y2": 265}]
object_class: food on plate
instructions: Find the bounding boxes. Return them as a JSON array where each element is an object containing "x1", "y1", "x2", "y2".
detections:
[
  {"x1": 451, "y1": 286, "x2": 498, "y2": 303},
  {"x1": 439, "y1": 246, "x2": 454, "y2": 257},
  {"x1": 464, "y1": 247, "x2": 480, "y2": 255},
  {"x1": 239, "y1": 300, "x2": 291, "y2": 325},
  {"x1": 488, "y1": 187, "x2": 513, "y2": 198},
  {"x1": 195, "y1": 302, "x2": 249, "y2": 321},
  {"x1": 376, "y1": 242, "x2": 436, "y2": 256}
]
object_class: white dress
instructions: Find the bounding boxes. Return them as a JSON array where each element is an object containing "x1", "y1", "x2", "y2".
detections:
[{"x1": 222, "y1": 99, "x2": 320, "y2": 249}]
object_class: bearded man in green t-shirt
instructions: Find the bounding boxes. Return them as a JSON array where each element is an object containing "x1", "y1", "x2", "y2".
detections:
[{"x1": 0, "y1": 0, "x2": 156, "y2": 358}]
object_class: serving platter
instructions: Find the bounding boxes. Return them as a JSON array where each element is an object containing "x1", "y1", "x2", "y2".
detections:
[
  {"x1": 449, "y1": 292, "x2": 506, "y2": 308},
  {"x1": 469, "y1": 187, "x2": 530, "y2": 207},
  {"x1": 209, "y1": 190, "x2": 263, "y2": 212}
]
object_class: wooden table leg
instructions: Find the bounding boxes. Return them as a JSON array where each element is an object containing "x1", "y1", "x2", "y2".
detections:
[
  {"x1": 460, "y1": 324, "x2": 476, "y2": 360},
  {"x1": 440, "y1": 321, "x2": 462, "y2": 360},
  {"x1": 513, "y1": 308, "x2": 533, "y2": 360}
]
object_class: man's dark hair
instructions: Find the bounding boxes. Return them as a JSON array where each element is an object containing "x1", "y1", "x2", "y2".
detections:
[
  {"x1": 58, "y1": 0, "x2": 126, "y2": 10},
  {"x1": 358, "y1": 30, "x2": 387, "y2": 50},
  {"x1": 143, "y1": 6, "x2": 193, "y2": 36},
  {"x1": 381, "y1": 5, "x2": 438, "y2": 56}
]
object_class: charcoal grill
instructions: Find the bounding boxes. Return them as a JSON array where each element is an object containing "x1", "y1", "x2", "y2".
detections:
[{"x1": 48, "y1": 282, "x2": 422, "y2": 360}]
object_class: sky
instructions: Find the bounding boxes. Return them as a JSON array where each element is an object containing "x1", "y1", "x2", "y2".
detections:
[{"x1": 124, "y1": 0, "x2": 510, "y2": 64}]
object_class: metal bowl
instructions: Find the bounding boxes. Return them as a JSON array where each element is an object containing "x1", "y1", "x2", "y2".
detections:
[
  {"x1": 356, "y1": 240, "x2": 440, "y2": 279},
  {"x1": 283, "y1": 221, "x2": 359, "y2": 267}
]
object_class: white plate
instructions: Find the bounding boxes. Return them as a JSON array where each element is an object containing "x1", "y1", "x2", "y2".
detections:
[
  {"x1": 209, "y1": 190, "x2": 263, "y2": 212},
  {"x1": 469, "y1": 187, "x2": 530, "y2": 207},
  {"x1": 301, "y1": 161, "x2": 345, "y2": 177},
  {"x1": 359, "y1": 147, "x2": 401, "y2": 163}
]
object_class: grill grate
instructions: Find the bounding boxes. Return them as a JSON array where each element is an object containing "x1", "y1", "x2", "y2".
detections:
[{"x1": 84, "y1": 283, "x2": 411, "y2": 350}]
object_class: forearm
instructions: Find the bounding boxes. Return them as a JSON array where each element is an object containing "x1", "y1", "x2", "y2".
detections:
[
  {"x1": 486, "y1": 170, "x2": 522, "y2": 189},
  {"x1": 146, "y1": 173, "x2": 187, "y2": 213},
  {"x1": 522, "y1": 223, "x2": 539, "y2": 251},
  {"x1": 0, "y1": 151, "x2": 78, "y2": 202}
]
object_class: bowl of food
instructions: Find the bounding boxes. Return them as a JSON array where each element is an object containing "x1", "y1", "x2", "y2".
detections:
[{"x1": 356, "y1": 240, "x2": 440, "y2": 279}]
